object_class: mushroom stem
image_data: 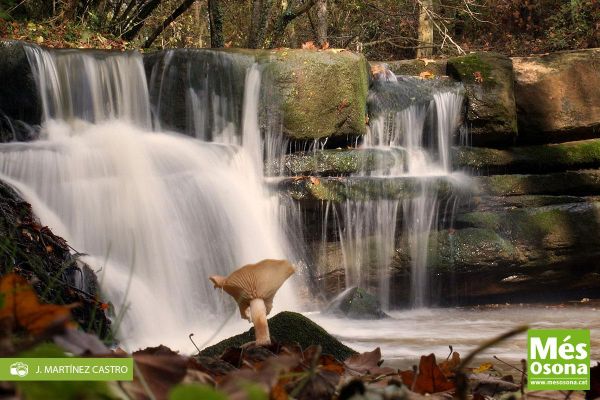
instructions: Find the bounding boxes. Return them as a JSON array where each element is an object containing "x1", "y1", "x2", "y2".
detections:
[{"x1": 249, "y1": 298, "x2": 270, "y2": 346}]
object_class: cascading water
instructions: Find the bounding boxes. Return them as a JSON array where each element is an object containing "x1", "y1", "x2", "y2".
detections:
[
  {"x1": 328, "y1": 70, "x2": 466, "y2": 308},
  {"x1": 0, "y1": 45, "x2": 296, "y2": 351}
]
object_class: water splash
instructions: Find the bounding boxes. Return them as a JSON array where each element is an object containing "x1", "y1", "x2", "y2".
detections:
[{"x1": 0, "y1": 45, "x2": 296, "y2": 351}]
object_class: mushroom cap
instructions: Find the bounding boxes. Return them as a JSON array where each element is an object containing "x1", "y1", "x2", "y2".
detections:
[{"x1": 209, "y1": 259, "x2": 295, "y2": 320}]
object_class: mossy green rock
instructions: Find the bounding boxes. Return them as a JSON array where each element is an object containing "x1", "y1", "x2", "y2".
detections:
[
  {"x1": 276, "y1": 176, "x2": 469, "y2": 202},
  {"x1": 476, "y1": 170, "x2": 600, "y2": 196},
  {"x1": 324, "y1": 287, "x2": 390, "y2": 319},
  {"x1": 263, "y1": 49, "x2": 369, "y2": 140},
  {"x1": 513, "y1": 49, "x2": 600, "y2": 143},
  {"x1": 447, "y1": 52, "x2": 517, "y2": 146},
  {"x1": 454, "y1": 138, "x2": 600, "y2": 174},
  {"x1": 370, "y1": 59, "x2": 447, "y2": 77},
  {"x1": 453, "y1": 202, "x2": 600, "y2": 268},
  {"x1": 267, "y1": 148, "x2": 404, "y2": 176},
  {"x1": 199, "y1": 311, "x2": 356, "y2": 361}
]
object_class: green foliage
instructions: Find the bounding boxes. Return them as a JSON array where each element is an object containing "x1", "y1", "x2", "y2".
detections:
[
  {"x1": 169, "y1": 384, "x2": 228, "y2": 400},
  {"x1": 547, "y1": 0, "x2": 600, "y2": 50},
  {"x1": 16, "y1": 344, "x2": 116, "y2": 400}
]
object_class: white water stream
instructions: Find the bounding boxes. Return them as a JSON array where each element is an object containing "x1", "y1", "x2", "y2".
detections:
[{"x1": 0, "y1": 45, "x2": 296, "y2": 351}]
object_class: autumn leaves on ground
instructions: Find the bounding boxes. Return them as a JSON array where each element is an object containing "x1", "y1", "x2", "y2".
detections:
[{"x1": 0, "y1": 271, "x2": 596, "y2": 400}]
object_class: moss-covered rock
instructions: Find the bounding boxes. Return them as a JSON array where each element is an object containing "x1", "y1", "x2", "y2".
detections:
[
  {"x1": 275, "y1": 175, "x2": 470, "y2": 202},
  {"x1": 370, "y1": 59, "x2": 447, "y2": 77},
  {"x1": 476, "y1": 170, "x2": 600, "y2": 196},
  {"x1": 513, "y1": 48, "x2": 600, "y2": 143},
  {"x1": 0, "y1": 40, "x2": 41, "y2": 141},
  {"x1": 447, "y1": 52, "x2": 517, "y2": 147},
  {"x1": 144, "y1": 47, "x2": 369, "y2": 141},
  {"x1": 199, "y1": 311, "x2": 356, "y2": 360},
  {"x1": 453, "y1": 138, "x2": 600, "y2": 174},
  {"x1": 453, "y1": 202, "x2": 600, "y2": 267},
  {"x1": 425, "y1": 228, "x2": 524, "y2": 272},
  {"x1": 324, "y1": 287, "x2": 390, "y2": 319},
  {"x1": 263, "y1": 49, "x2": 369, "y2": 140},
  {"x1": 266, "y1": 148, "x2": 404, "y2": 176}
]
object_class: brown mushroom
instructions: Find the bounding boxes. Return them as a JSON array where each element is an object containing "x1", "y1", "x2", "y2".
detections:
[{"x1": 209, "y1": 259, "x2": 295, "y2": 346}]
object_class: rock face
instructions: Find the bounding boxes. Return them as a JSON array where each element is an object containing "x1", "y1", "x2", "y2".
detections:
[
  {"x1": 0, "y1": 41, "x2": 41, "y2": 141},
  {"x1": 324, "y1": 287, "x2": 390, "y2": 319},
  {"x1": 144, "y1": 47, "x2": 369, "y2": 141},
  {"x1": 372, "y1": 59, "x2": 447, "y2": 77},
  {"x1": 447, "y1": 52, "x2": 518, "y2": 147},
  {"x1": 513, "y1": 49, "x2": 600, "y2": 143},
  {"x1": 264, "y1": 49, "x2": 369, "y2": 140}
]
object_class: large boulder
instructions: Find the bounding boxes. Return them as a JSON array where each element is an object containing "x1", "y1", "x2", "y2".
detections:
[
  {"x1": 513, "y1": 48, "x2": 600, "y2": 143},
  {"x1": 447, "y1": 52, "x2": 518, "y2": 147},
  {"x1": 0, "y1": 41, "x2": 41, "y2": 141},
  {"x1": 263, "y1": 49, "x2": 369, "y2": 140}
]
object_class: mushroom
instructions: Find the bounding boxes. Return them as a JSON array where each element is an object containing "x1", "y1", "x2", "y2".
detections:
[{"x1": 209, "y1": 259, "x2": 295, "y2": 346}]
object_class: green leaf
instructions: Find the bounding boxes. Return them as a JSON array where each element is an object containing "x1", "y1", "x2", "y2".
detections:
[{"x1": 169, "y1": 384, "x2": 228, "y2": 400}]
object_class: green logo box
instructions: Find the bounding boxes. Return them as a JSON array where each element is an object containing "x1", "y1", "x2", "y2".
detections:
[
  {"x1": 0, "y1": 358, "x2": 133, "y2": 381},
  {"x1": 527, "y1": 329, "x2": 590, "y2": 391}
]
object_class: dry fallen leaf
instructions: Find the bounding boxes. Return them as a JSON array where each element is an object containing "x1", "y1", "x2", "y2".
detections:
[
  {"x1": 301, "y1": 41, "x2": 317, "y2": 50},
  {"x1": 400, "y1": 353, "x2": 455, "y2": 394},
  {"x1": 473, "y1": 361, "x2": 493, "y2": 374},
  {"x1": 438, "y1": 351, "x2": 461, "y2": 378},
  {"x1": 419, "y1": 71, "x2": 435, "y2": 79},
  {"x1": 0, "y1": 273, "x2": 74, "y2": 335}
]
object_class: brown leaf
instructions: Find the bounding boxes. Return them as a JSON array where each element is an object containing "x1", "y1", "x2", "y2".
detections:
[
  {"x1": 321, "y1": 41, "x2": 330, "y2": 50},
  {"x1": 473, "y1": 71, "x2": 484, "y2": 83},
  {"x1": 344, "y1": 347, "x2": 384, "y2": 374},
  {"x1": 371, "y1": 64, "x2": 386, "y2": 77},
  {"x1": 124, "y1": 346, "x2": 188, "y2": 400},
  {"x1": 400, "y1": 353, "x2": 455, "y2": 394},
  {"x1": 438, "y1": 351, "x2": 460, "y2": 378},
  {"x1": 0, "y1": 273, "x2": 74, "y2": 335},
  {"x1": 301, "y1": 41, "x2": 317, "y2": 50},
  {"x1": 419, "y1": 71, "x2": 435, "y2": 79}
]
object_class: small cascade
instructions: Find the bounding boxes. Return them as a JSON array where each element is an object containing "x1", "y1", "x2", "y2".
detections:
[
  {"x1": 330, "y1": 71, "x2": 465, "y2": 308},
  {"x1": 0, "y1": 45, "x2": 296, "y2": 350}
]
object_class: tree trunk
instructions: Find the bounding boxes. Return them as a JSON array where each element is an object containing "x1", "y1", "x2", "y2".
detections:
[
  {"x1": 247, "y1": 0, "x2": 273, "y2": 48},
  {"x1": 269, "y1": 0, "x2": 316, "y2": 48},
  {"x1": 315, "y1": 0, "x2": 327, "y2": 46},
  {"x1": 208, "y1": 0, "x2": 225, "y2": 48},
  {"x1": 417, "y1": 0, "x2": 434, "y2": 58},
  {"x1": 121, "y1": 0, "x2": 161, "y2": 41},
  {"x1": 143, "y1": 0, "x2": 197, "y2": 48}
]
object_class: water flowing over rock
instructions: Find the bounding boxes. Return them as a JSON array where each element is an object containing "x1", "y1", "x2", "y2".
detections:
[{"x1": 0, "y1": 43, "x2": 297, "y2": 351}]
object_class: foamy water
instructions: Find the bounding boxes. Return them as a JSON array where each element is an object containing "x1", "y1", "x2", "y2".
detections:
[{"x1": 309, "y1": 306, "x2": 600, "y2": 367}]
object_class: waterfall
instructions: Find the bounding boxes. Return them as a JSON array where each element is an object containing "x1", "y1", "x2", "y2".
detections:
[
  {"x1": 335, "y1": 73, "x2": 465, "y2": 308},
  {"x1": 0, "y1": 45, "x2": 296, "y2": 351}
]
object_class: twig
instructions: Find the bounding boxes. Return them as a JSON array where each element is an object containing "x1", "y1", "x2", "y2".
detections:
[
  {"x1": 447, "y1": 345, "x2": 454, "y2": 361},
  {"x1": 188, "y1": 333, "x2": 201, "y2": 354},
  {"x1": 493, "y1": 355, "x2": 524, "y2": 373},
  {"x1": 521, "y1": 359, "x2": 527, "y2": 397}
]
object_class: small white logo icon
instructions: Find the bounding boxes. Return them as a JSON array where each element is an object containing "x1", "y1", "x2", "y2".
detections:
[{"x1": 9, "y1": 362, "x2": 29, "y2": 378}]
